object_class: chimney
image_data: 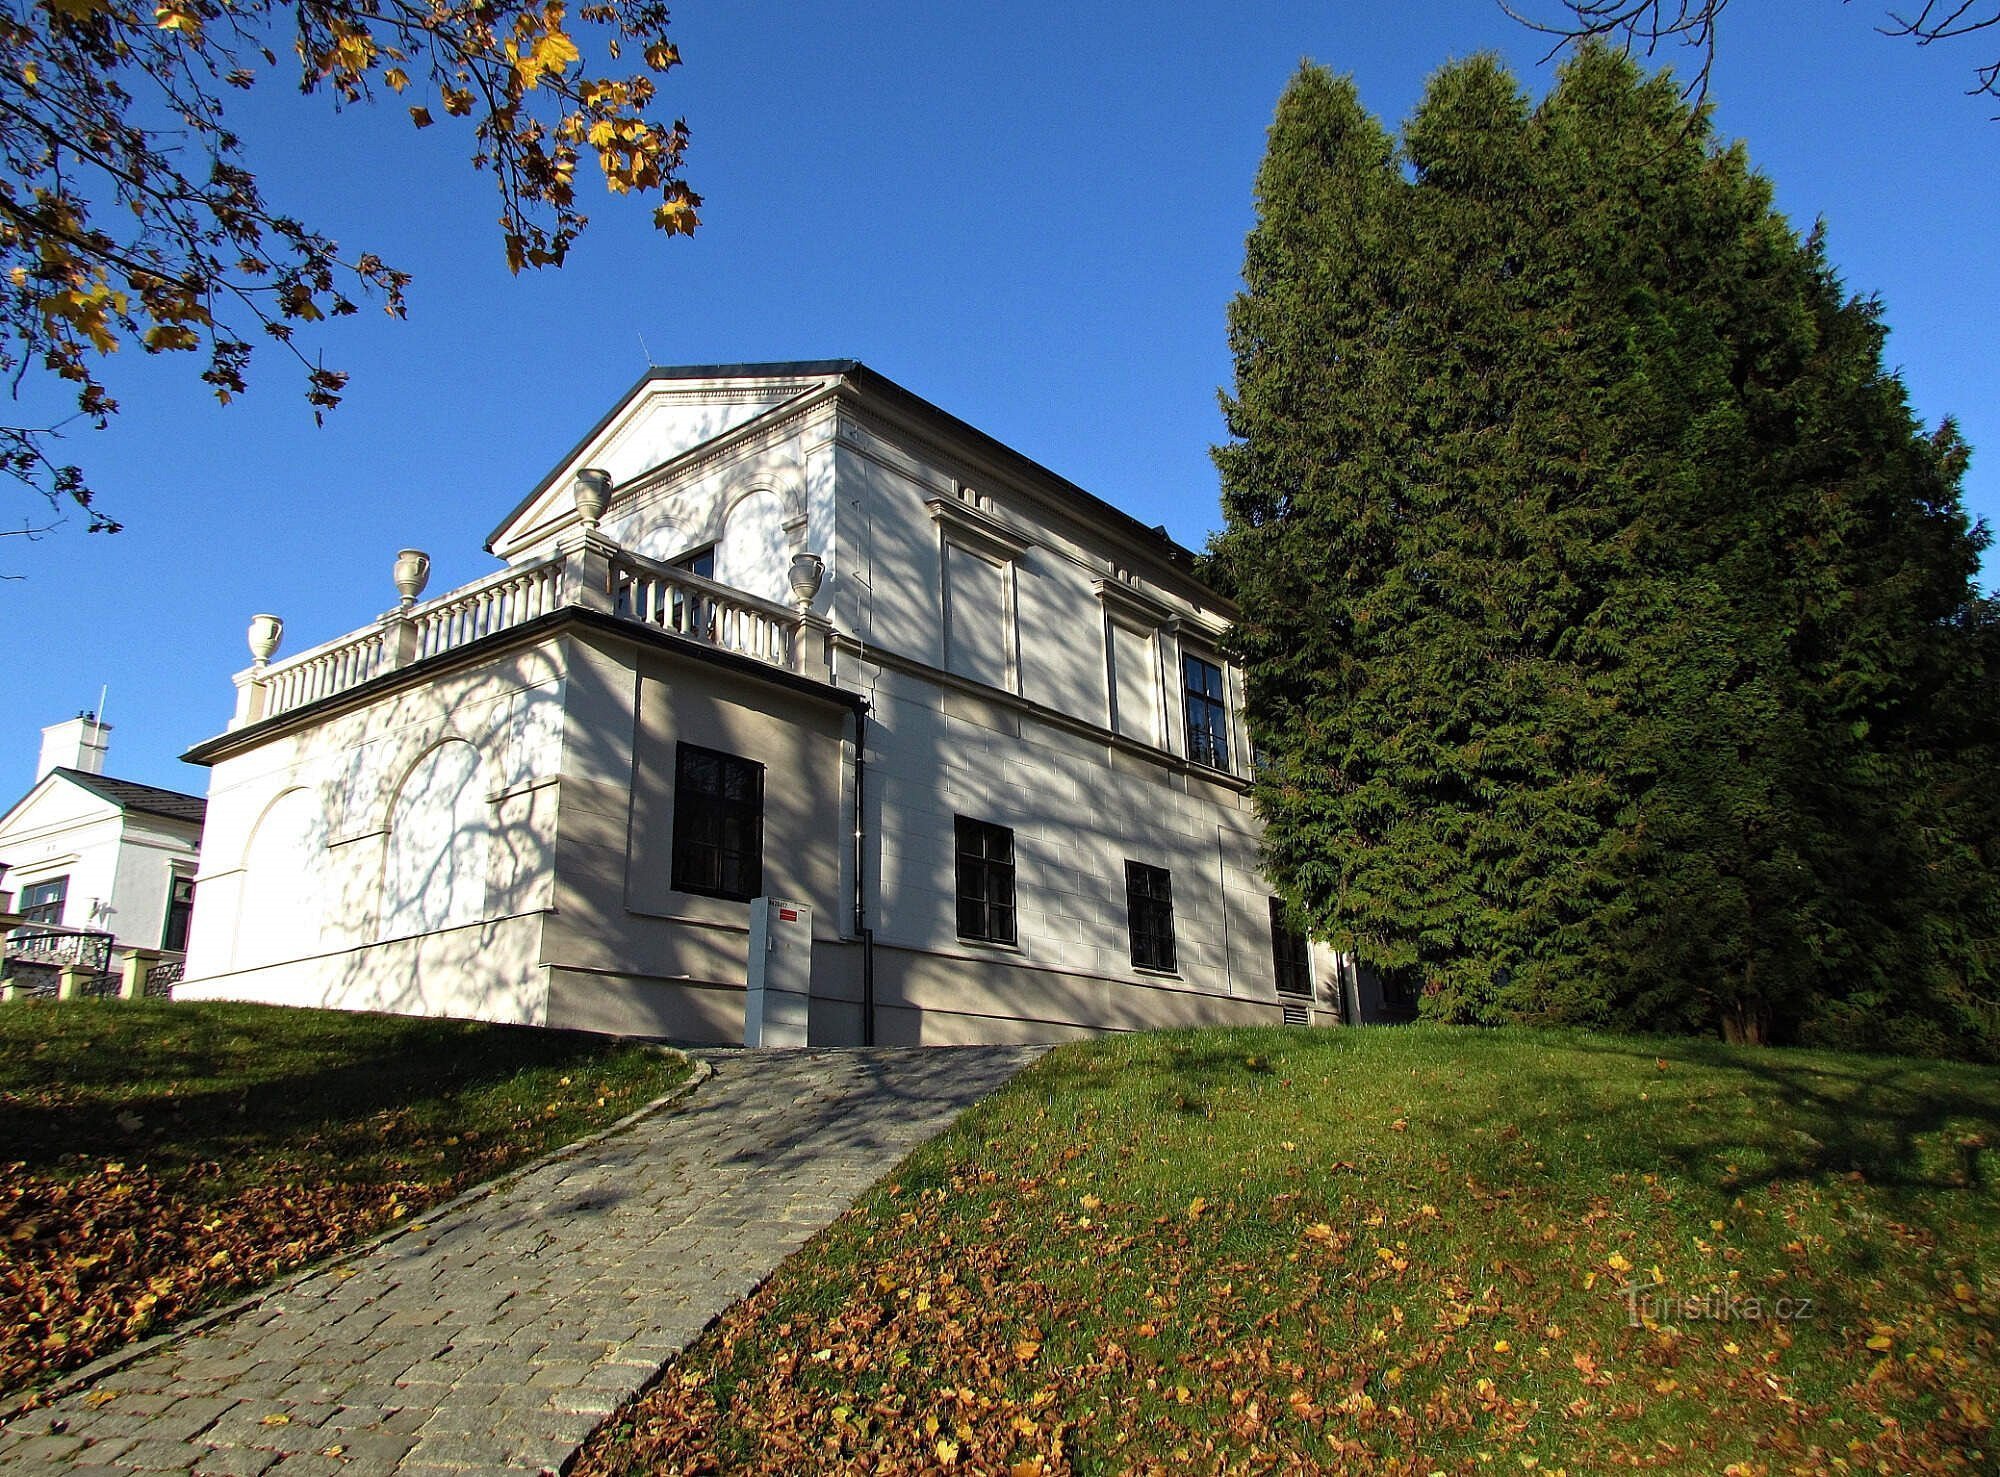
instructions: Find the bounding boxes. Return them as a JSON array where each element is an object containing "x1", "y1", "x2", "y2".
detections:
[{"x1": 38, "y1": 713, "x2": 110, "y2": 781}]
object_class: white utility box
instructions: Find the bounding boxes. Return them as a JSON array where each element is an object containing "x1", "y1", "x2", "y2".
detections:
[{"x1": 745, "y1": 897, "x2": 813, "y2": 1048}]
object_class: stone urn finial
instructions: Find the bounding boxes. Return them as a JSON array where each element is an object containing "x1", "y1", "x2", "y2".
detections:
[
  {"x1": 393, "y1": 548, "x2": 431, "y2": 608},
  {"x1": 573, "y1": 468, "x2": 612, "y2": 530},
  {"x1": 788, "y1": 551, "x2": 825, "y2": 614},
  {"x1": 247, "y1": 613, "x2": 284, "y2": 669}
]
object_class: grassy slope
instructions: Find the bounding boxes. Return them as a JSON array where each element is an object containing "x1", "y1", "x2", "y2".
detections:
[
  {"x1": 577, "y1": 1026, "x2": 1999, "y2": 1476},
  {"x1": 0, "y1": 999, "x2": 688, "y2": 1396}
]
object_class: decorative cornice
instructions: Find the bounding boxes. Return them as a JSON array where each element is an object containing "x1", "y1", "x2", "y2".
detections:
[
  {"x1": 1091, "y1": 577, "x2": 1177, "y2": 629},
  {"x1": 925, "y1": 495, "x2": 1032, "y2": 562}
]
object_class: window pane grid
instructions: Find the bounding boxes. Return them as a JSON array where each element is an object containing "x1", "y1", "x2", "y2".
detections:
[
  {"x1": 20, "y1": 877, "x2": 66, "y2": 927},
  {"x1": 1125, "y1": 860, "x2": 1176, "y2": 972},
  {"x1": 955, "y1": 816, "x2": 1017, "y2": 944},
  {"x1": 672, "y1": 743, "x2": 764, "y2": 901},
  {"x1": 1270, "y1": 897, "x2": 1311, "y2": 997},
  {"x1": 1183, "y1": 653, "x2": 1230, "y2": 772}
]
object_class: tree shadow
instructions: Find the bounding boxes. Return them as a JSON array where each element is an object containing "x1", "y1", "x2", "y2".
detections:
[{"x1": 0, "y1": 1008, "x2": 643, "y2": 1179}]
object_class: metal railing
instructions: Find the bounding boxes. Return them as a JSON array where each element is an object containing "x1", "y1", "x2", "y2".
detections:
[
  {"x1": 145, "y1": 957, "x2": 184, "y2": 998},
  {"x1": 5, "y1": 925, "x2": 114, "y2": 972}
]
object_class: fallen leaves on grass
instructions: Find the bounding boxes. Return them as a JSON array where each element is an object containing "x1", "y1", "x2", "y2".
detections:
[
  {"x1": 0, "y1": 1159, "x2": 423, "y2": 1390},
  {"x1": 571, "y1": 1030, "x2": 2000, "y2": 1476}
]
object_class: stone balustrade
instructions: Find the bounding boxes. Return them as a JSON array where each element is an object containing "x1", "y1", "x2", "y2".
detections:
[{"x1": 229, "y1": 538, "x2": 831, "y2": 729}]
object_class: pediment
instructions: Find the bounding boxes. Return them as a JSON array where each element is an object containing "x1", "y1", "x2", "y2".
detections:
[
  {"x1": 486, "y1": 365, "x2": 849, "y2": 563},
  {"x1": 0, "y1": 772, "x2": 120, "y2": 843}
]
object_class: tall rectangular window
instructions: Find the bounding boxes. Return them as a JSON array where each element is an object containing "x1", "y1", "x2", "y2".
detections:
[
  {"x1": 1183, "y1": 652, "x2": 1230, "y2": 771},
  {"x1": 1270, "y1": 898, "x2": 1311, "y2": 998},
  {"x1": 671, "y1": 743, "x2": 764, "y2": 901},
  {"x1": 19, "y1": 877, "x2": 66, "y2": 927},
  {"x1": 1125, "y1": 860, "x2": 1176, "y2": 972},
  {"x1": 954, "y1": 816, "x2": 1016, "y2": 944},
  {"x1": 162, "y1": 876, "x2": 196, "y2": 952}
]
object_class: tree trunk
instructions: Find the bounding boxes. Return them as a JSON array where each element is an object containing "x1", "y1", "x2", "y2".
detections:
[{"x1": 1719, "y1": 1002, "x2": 1769, "y2": 1046}]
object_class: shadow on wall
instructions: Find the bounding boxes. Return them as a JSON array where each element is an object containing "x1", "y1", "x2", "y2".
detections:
[{"x1": 195, "y1": 647, "x2": 567, "y2": 1026}]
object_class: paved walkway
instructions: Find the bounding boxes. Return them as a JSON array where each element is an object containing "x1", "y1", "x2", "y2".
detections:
[{"x1": 0, "y1": 1046, "x2": 1044, "y2": 1476}]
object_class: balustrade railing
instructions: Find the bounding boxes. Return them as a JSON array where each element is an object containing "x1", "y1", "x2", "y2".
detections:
[
  {"x1": 239, "y1": 544, "x2": 812, "y2": 727},
  {"x1": 412, "y1": 560, "x2": 565, "y2": 661},
  {"x1": 262, "y1": 628, "x2": 387, "y2": 716},
  {"x1": 611, "y1": 552, "x2": 796, "y2": 668}
]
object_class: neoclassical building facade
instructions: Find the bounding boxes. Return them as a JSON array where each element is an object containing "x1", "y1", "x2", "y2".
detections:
[{"x1": 178, "y1": 362, "x2": 1384, "y2": 1043}]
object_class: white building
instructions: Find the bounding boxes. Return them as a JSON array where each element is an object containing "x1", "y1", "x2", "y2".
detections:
[
  {"x1": 0, "y1": 717, "x2": 204, "y2": 988},
  {"x1": 177, "y1": 362, "x2": 1376, "y2": 1043}
]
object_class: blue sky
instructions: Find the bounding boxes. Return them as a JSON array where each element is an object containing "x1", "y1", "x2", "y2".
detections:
[{"x1": 1, "y1": 1, "x2": 1994, "y2": 798}]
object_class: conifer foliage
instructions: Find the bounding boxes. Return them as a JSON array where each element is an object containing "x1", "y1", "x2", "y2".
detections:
[{"x1": 1212, "y1": 49, "x2": 2000, "y2": 1055}]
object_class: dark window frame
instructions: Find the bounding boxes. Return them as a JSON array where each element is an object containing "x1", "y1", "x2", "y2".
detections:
[
  {"x1": 1125, "y1": 860, "x2": 1177, "y2": 973},
  {"x1": 19, "y1": 876, "x2": 66, "y2": 928},
  {"x1": 1270, "y1": 898, "x2": 1312, "y2": 998},
  {"x1": 670, "y1": 743, "x2": 765, "y2": 901},
  {"x1": 162, "y1": 875, "x2": 196, "y2": 953},
  {"x1": 1182, "y1": 651, "x2": 1231, "y2": 772},
  {"x1": 672, "y1": 544, "x2": 717, "y2": 579},
  {"x1": 954, "y1": 815, "x2": 1017, "y2": 945}
]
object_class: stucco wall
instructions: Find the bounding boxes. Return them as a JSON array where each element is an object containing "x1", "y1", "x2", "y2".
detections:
[
  {"x1": 539, "y1": 626, "x2": 857, "y2": 1041},
  {"x1": 179, "y1": 637, "x2": 567, "y2": 1023},
  {"x1": 0, "y1": 782, "x2": 199, "y2": 949}
]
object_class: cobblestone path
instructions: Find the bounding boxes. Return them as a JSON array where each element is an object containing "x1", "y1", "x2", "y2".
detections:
[{"x1": 0, "y1": 1045, "x2": 1044, "y2": 1475}]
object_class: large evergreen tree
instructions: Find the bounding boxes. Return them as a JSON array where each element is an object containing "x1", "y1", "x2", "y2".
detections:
[{"x1": 1213, "y1": 48, "x2": 1999, "y2": 1054}]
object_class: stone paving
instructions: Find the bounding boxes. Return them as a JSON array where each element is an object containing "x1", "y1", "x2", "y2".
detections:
[{"x1": 0, "y1": 1045, "x2": 1044, "y2": 1475}]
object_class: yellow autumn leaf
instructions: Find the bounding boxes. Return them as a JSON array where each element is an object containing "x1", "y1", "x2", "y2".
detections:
[
  {"x1": 1606, "y1": 1252, "x2": 1633, "y2": 1273},
  {"x1": 154, "y1": 4, "x2": 199, "y2": 34},
  {"x1": 144, "y1": 324, "x2": 199, "y2": 352},
  {"x1": 1013, "y1": 1339, "x2": 1040, "y2": 1362},
  {"x1": 1187, "y1": 1196, "x2": 1207, "y2": 1220},
  {"x1": 935, "y1": 1436, "x2": 960, "y2": 1464},
  {"x1": 1866, "y1": 1334, "x2": 1894, "y2": 1351},
  {"x1": 1303, "y1": 1222, "x2": 1336, "y2": 1243},
  {"x1": 409, "y1": 106, "x2": 433, "y2": 129},
  {"x1": 515, "y1": 16, "x2": 580, "y2": 90}
]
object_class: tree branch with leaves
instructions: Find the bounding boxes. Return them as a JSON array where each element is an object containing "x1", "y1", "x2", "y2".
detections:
[{"x1": 0, "y1": 0, "x2": 699, "y2": 531}]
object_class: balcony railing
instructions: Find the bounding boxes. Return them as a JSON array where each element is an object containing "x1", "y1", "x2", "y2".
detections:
[
  {"x1": 231, "y1": 537, "x2": 830, "y2": 728},
  {"x1": 5, "y1": 925, "x2": 114, "y2": 972},
  {"x1": 610, "y1": 550, "x2": 796, "y2": 668}
]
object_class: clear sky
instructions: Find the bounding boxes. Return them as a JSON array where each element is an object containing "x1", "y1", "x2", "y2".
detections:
[{"x1": 0, "y1": 1, "x2": 1993, "y2": 800}]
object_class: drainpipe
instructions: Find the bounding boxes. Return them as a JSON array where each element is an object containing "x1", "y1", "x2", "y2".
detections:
[{"x1": 852, "y1": 701, "x2": 875, "y2": 1046}]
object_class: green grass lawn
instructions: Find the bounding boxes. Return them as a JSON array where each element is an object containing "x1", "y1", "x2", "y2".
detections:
[
  {"x1": 574, "y1": 1025, "x2": 1999, "y2": 1476},
  {"x1": 0, "y1": 998, "x2": 689, "y2": 1397}
]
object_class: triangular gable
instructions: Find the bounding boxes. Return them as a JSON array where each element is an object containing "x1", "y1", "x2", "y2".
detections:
[
  {"x1": 0, "y1": 770, "x2": 123, "y2": 843},
  {"x1": 486, "y1": 361, "x2": 856, "y2": 563}
]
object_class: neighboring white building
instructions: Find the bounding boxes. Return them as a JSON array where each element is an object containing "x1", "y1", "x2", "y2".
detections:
[
  {"x1": 0, "y1": 717, "x2": 204, "y2": 980},
  {"x1": 177, "y1": 361, "x2": 1378, "y2": 1043}
]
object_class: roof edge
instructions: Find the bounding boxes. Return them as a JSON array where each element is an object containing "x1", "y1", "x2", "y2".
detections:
[{"x1": 483, "y1": 361, "x2": 860, "y2": 553}]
